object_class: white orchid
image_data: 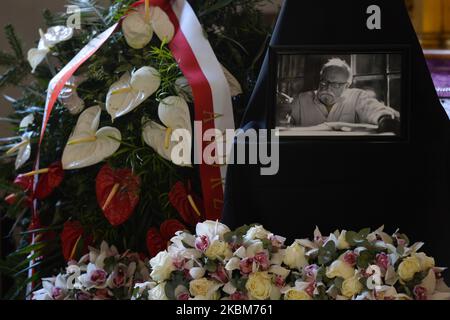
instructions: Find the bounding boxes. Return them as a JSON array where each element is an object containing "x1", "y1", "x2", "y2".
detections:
[
  {"x1": 5, "y1": 114, "x2": 34, "y2": 170},
  {"x1": 122, "y1": 2, "x2": 174, "y2": 49},
  {"x1": 106, "y1": 66, "x2": 160, "y2": 120},
  {"x1": 62, "y1": 106, "x2": 121, "y2": 170},
  {"x1": 142, "y1": 96, "x2": 192, "y2": 167},
  {"x1": 27, "y1": 26, "x2": 73, "y2": 73},
  {"x1": 59, "y1": 75, "x2": 87, "y2": 115}
]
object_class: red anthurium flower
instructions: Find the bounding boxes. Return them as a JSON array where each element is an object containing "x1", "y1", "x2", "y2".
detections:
[
  {"x1": 168, "y1": 181, "x2": 204, "y2": 226},
  {"x1": 4, "y1": 174, "x2": 33, "y2": 207},
  {"x1": 160, "y1": 219, "x2": 187, "y2": 241},
  {"x1": 35, "y1": 161, "x2": 64, "y2": 200},
  {"x1": 61, "y1": 220, "x2": 91, "y2": 261},
  {"x1": 96, "y1": 164, "x2": 141, "y2": 226},
  {"x1": 146, "y1": 228, "x2": 166, "y2": 257}
]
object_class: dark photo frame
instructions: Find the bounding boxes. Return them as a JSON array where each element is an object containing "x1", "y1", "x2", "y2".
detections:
[{"x1": 268, "y1": 45, "x2": 411, "y2": 141}]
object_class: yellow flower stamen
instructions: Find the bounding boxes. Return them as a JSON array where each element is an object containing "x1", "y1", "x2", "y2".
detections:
[
  {"x1": 21, "y1": 168, "x2": 50, "y2": 177},
  {"x1": 102, "y1": 183, "x2": 120, "y2": 211},
  {"x1": 5, "y1": 140, "x2": 28, "y2": 155},
  {"x1": 187, "y1": 195, "x2": 201, "y2": 217},
  {"x1": 67, "y1": 136, "x2": 97, "y2": 145},
  {"x1": 164, "y1": 127, "x2": 173, "y2": 150}
]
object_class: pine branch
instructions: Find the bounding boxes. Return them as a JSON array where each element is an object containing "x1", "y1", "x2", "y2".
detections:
[{"x1": 4, "y1": 25, "x2": 24, "y2": 60}]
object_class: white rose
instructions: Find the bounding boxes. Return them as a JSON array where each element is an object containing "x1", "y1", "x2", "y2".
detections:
[
  {"x1": 283, "y1": 242, "x2": 308, "y2": 270},
  {"x1": 244, "y1": 225, "x2": 270, "y2": 241},
  {"x1": 148, "y1": 282, "x2": 168, "y2": 300},
  {"x1": 196, "y1": 220, "x2": 230, "y2": 241},
  {"x1": 150, "y1": 251, "x2": 176, "y2": 282},
  {"x1": 326, "y1": 260, "x2": 355, "y2": 280}
]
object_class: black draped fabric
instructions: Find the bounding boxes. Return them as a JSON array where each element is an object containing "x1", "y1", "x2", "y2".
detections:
[{"x1": 222, "y1": 0, "x2": 450, "y2": 276}]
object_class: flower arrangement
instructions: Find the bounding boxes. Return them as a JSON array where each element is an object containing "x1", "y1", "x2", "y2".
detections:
[
  {"x1": 132, "y1": 221, "x2": 450, "y2": 300},
  {"x1": 32, "y1": 242, "x2": 149, "y2": 300}
]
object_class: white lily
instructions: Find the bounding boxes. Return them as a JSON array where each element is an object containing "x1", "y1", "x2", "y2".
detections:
[
  {"x1": 62, "y1": 106, "x2": 121, "y2": 170},
  {"x1": 122, "y1": 2, "x2": 174, "y2": 49},
  {"x1": 27, "y1": 26, "x2": 73, "y2": 73},
  {"x1": 5, "y1": 114, "x2": 35, "y2": 170},
  {"x1": 142, "y1": 96, "x2": 192, "y2": 167},
  {"x1": 59, "y1": 75, "x2": 87, "y2": 115},
  {"x1": 106, "y1": 66, "x2": 160, "y2": 120}
]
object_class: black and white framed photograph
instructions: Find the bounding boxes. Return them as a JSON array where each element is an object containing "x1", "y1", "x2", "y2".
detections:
[{"x1": 269, "y1": 46, "x2": 410, "y2": 138}]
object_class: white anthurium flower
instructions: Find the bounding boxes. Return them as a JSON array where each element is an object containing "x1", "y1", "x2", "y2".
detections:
[
  {"x1": 195, "y1": 220, "x2": 230, "y2": 243},
  {"x1": 27, "y1": 26, "x2": 73, "y2": 73},
  {"x1": 106, "y1": 67, "x2": 160, "y2": 120},
  {"x1": 59, "y1": 75, "x2": 87, "y2": 115},
  {"x1": 142, "y1": 96, "x2": 192, "y2": 167},
  {"x1": 62, "y1": 106, "x2": 121, "y2": 170},
  {"x1": 122, "y1": 4, "x2": 174, "y2": 49}
]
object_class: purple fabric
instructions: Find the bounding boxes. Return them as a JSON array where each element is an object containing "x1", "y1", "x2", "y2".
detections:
[{"x1": 427, "y1": 59, "x2": 450, "y2": 98}]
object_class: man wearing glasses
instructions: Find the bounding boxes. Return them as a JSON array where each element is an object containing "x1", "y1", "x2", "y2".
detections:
[{"x1": 288, "y1": 58, "x2": 400, "y2": 133}]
